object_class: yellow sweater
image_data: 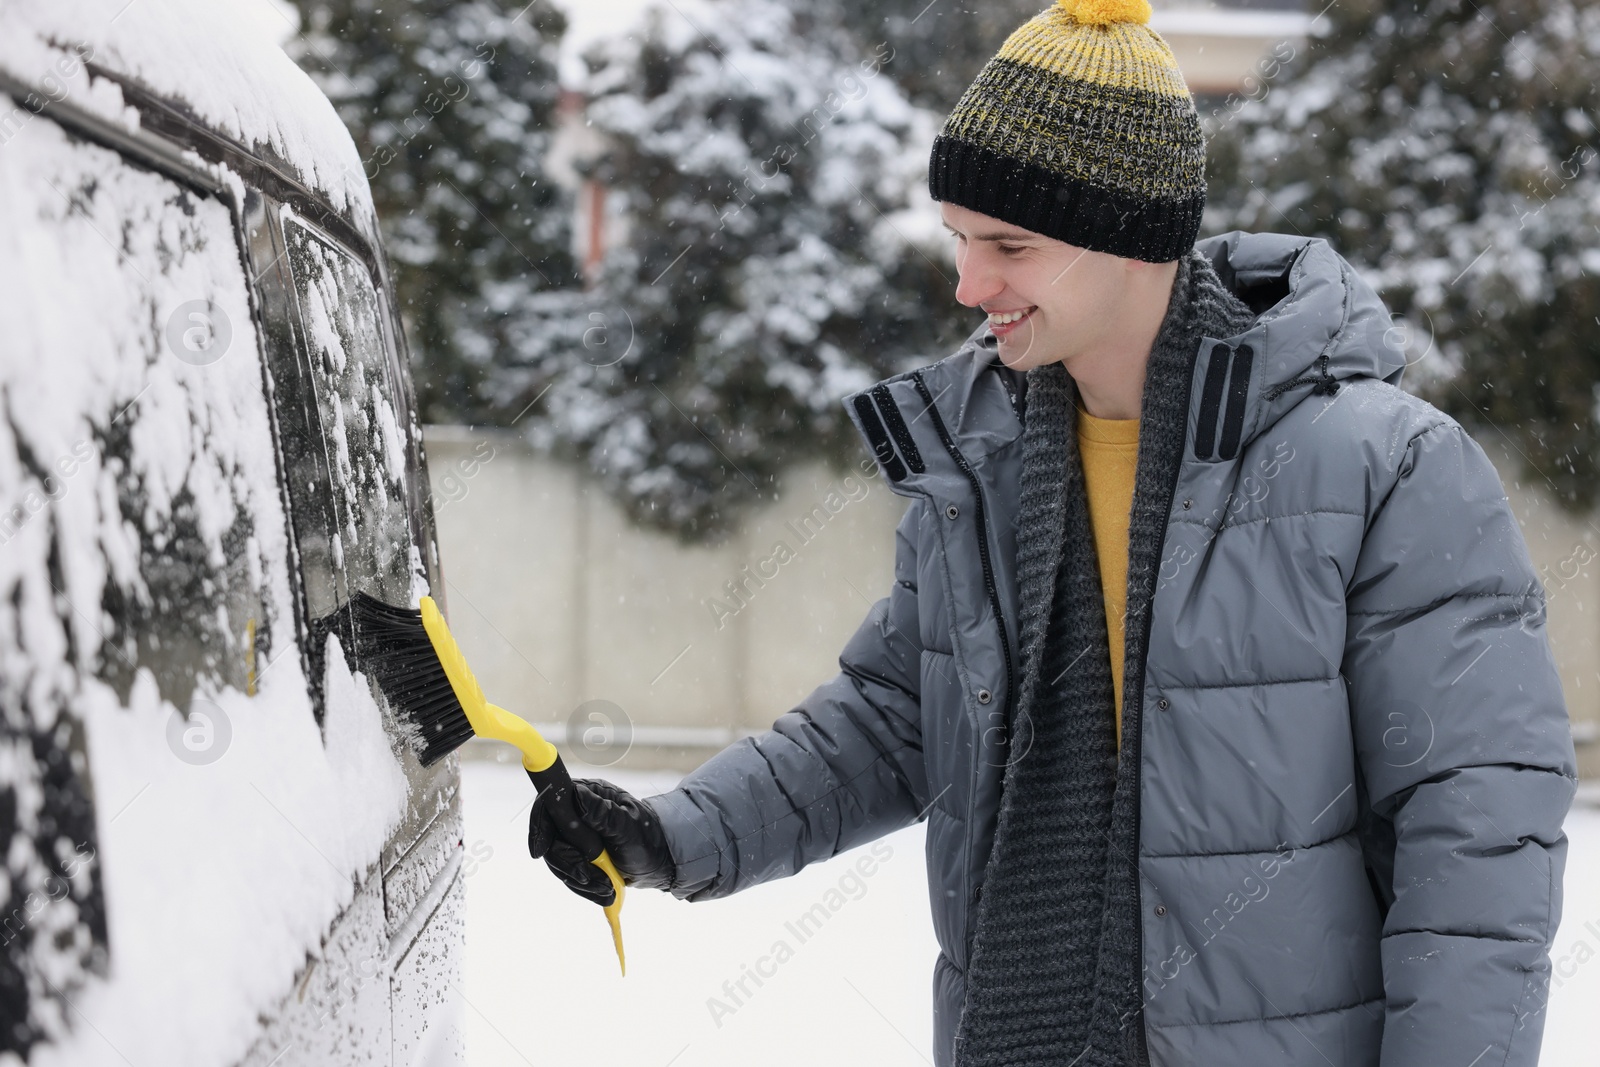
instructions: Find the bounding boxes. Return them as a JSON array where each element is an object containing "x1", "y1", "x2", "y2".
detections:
[{"x1": 1076, "y1": 400, "x2": 1140, "y2": 748}]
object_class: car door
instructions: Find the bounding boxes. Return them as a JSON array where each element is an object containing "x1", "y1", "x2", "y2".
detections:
[{"x1": 0, "y1": 56, "x2": 461, "y2": 1067}]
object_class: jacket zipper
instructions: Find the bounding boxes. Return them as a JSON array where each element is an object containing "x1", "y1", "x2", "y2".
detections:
[
  {"x1": 1130, "y1": 563, "x2": 1158, "y2": 1067},
  {"x1": 910, "y1": 366, "x2": 1164, "y2": 1062},
  {"x1": 1124, "y1": 381, "x2": 1198, "y2": 1067},
  {"x1": 909, "y1": 372, "x2": 1017, "y2": 738}
]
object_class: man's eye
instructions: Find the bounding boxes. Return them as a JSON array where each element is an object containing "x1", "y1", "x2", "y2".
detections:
[{"x1": 998, "y1": 245, "x2": 1025, "y2": 255}]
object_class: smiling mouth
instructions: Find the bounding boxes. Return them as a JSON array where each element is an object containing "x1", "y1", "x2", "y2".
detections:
[{"x1": 987, "y1": 307, "x2": 1036, "y2": 336}]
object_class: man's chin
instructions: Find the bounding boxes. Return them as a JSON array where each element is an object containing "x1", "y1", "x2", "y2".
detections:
[{"x1": 995, "y1": 331, "x2": 1053, "y2": 372}]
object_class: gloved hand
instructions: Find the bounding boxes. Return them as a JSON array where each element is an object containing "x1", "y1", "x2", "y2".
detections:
[{"x1": 527, "y1": 778, "x2": 675, "y2": 907}]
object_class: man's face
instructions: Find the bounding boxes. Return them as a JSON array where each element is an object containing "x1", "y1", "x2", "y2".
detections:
[{"x1": 940, "y1": 202, "x2": 1134, "y2": 373}]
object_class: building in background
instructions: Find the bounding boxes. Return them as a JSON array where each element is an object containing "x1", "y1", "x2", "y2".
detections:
[{"x1": 1153, "y1": 2, "x2": 1318, "y2": 99}]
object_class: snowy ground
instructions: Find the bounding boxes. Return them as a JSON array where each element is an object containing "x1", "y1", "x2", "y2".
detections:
[
  {"x1": 462, "y1": 759, "x2": 1600, "y2": 1065},
  {"x1": 461, "y1": 758, "x2": 936, "y2": 1065}
]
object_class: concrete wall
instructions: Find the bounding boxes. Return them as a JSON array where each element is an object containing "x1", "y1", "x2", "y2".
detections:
[
  {"x1": 424, "y1": 427, "x2": 907, "y2": 771},
  {"x1": 1480, "y1": 438, "x2": 1600, "y2": 778},
  {"x1": 425, "y1": 426, "x2": 1600, "y2": 778}
]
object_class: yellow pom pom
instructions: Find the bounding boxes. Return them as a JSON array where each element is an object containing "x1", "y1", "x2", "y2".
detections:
[{"x1": 1057, "y1": 0, "x2": 1152, "y2": 27}]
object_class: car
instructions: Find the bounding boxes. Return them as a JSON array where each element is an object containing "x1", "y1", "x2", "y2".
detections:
[{"x1": 0, "y1": 3, "x2": 462, "y2": 1064}]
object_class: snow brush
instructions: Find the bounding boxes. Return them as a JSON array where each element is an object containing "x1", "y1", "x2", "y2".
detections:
[{"x1": 341, "y1": 592, "x2": 628, "y2": 975}]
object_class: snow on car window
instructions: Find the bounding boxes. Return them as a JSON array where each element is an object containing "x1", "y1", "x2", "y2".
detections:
[
  {"x1": 282, "y1": 218, "x2": 414, "y2": 609},
  {"x1": 0, "y1": 116, "x2": 408, "y2": 1066}
]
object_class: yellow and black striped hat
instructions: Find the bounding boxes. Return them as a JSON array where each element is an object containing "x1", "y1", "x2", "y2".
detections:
[{"x1": 929, "y1": 0, "x2": 1205, "y2": 263}]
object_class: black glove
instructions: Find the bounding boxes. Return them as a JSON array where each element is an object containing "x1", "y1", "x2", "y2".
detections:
[{"x1": 527, "y1": 777, "x2": 675, "y2": 907}]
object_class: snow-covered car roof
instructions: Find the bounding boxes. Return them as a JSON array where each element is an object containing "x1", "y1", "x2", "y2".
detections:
[{"x1": 0, "y1": 0, "x2": 376, "y2": 238}]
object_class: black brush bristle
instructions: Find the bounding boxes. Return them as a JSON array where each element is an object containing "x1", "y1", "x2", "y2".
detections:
[{"x1": 335, "y1": 592, "x2": 475, "y2": 767}]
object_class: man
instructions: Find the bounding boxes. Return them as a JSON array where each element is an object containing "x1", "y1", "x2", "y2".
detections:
[{"x1": 527, "y1": 1, "x2": 1578, "y2": 1064}]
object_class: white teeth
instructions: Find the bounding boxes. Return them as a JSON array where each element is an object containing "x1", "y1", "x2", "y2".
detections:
[{"x1": 988, "y1": 308, "x2": 1033, "y2": 325}]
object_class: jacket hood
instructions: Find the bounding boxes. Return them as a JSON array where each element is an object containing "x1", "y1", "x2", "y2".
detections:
[
  {"x1": 844, "y1": 232, "x2": 1406, "y2": 486},
  {"x1": 1197, "y1": 230, "x2": 1406, "y2": 441}
]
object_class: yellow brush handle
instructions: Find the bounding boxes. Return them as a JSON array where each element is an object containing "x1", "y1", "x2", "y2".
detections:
[
  {"x1": 592, "y1": 852, "x2": 627, "y2": 975},
  {"x1": 419, "y1": 596, "x2": 627, "y2": 975},
  {"x1": 419, "y1": 597, "x2": 558, "y2": 770}
]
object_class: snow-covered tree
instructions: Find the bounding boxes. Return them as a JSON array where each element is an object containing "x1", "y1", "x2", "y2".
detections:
[
  {"x1": 823, "y1": 0, "x2": 1053, "y2": 113},
  {"x1": 287, "y1": 0, "x2": 580, "y2": 422},
  {"x1": 1206, "y1": 0, "x2": 1600, "y2": 511},
  {"x1": 491, "y1": 0, "x2": 970, "y2": 540}
]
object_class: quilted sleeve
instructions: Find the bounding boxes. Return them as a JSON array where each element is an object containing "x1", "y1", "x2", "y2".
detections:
[
  {"x1": 1343, "y1": 420, "x2": 1578, "y2": 1067},
  {"x1": 648, "y1": 497, "x2": 929, "y2": 901}
]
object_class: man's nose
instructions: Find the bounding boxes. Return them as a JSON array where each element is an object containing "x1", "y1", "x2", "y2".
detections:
[{"x1": 953, "y1": 249, "x2": 1002, "y2": 309}]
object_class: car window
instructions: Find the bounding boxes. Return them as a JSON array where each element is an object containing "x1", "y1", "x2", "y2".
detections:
[
  {"x1": 0, "y1": 108, "x2": 282, "y2": 1050},
  {"x1": 9, "y1": 136, "x2": 276, "y2": 713},
  {"x1": 281, "y1": 216, "x2": 416, "y2": 614}
]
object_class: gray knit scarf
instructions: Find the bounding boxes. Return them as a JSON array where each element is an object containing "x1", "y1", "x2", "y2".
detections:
[{"x1": 952, "y1": 250, "x2": 1258, "y2": 1066}]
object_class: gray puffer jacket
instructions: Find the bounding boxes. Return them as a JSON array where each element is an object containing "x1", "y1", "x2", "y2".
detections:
[{"x1": 648, "y1": 232, "x2": 1577, "y2": 1066}]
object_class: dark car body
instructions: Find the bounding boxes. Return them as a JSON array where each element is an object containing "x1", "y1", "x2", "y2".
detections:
[{"x1": 0, "y1": 7, "x2": 462, "y2": 1064}]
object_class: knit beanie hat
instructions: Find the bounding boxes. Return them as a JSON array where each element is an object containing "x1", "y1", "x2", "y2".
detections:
[{"x1": 928, "y1": 0, "x2": 1206, "y2": 263}]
